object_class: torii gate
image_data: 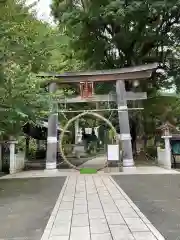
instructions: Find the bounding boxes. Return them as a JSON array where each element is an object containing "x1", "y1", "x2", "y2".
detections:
[{"x1": 39, "y1": 63, "x2": 158, "y2": 170}]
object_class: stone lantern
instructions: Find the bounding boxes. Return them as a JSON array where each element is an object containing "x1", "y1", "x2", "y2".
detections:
[
  {"x1": 156, "y1": 122, "x2": 175, "y2": 169},
  {"x1": 157, "y1": 121, "x2": 176, "y2": 137}
]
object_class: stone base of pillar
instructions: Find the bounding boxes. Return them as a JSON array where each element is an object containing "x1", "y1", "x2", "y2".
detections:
[
  {"x1": 10, "y1": 169, "x2": 16, "y2": 174},
  {"x1": 123, "y1": 159, "x2": 135, "y2": 167},
  {"x1": 46, "y1": 162, "x2": 57, "y2": 170},
  {"x1": 44, "y1": 169, "x2": 59, "y2": 174},
  {"x1": 122, "y1": 166, "x2": 137, "y2": 173}
]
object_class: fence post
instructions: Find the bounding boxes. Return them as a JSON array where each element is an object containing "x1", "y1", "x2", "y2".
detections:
[{"x1": 9, "y1": 141, "x2": 18, "y2": 174}]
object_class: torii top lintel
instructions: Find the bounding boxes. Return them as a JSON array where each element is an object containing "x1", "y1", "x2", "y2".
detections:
[{"x1": 38, "y1": 63, "x2": 158, "y2": 84}]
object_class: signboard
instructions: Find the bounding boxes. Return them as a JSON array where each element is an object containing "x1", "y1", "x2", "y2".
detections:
[
  {"x1": 107, "y1": 144, "x2": 120, "y2": 161},
  {"x1": 171, "y1": 139, "x2": 180, "y2": 155}
]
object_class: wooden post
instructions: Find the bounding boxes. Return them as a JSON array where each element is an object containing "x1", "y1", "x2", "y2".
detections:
[
  {"x1": 25, "y1": 136, "x2": 30, "y2": 160},
  {"x1": 57, "y1": 133, "x2": 61, "y2": 162},
  {"x1": 36, "y1": 140, "x2": 41, "y2": 151},
  {"x1": 46, "y1": 82, "x2": 58, "y2": 170},
  {"x1": 116, "y1": 80, "x2": 134, "y2": 167}
]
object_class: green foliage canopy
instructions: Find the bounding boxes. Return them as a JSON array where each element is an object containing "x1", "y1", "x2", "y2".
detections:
[
  {"x1": 0, "y1": 0, "x2": 51, "y2": 137},
  {"x1": 51, "y1": 0, "x2": 180, "y2": 90}
]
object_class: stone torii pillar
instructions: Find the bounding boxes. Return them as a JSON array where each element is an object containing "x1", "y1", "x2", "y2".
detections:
[
  {"x1": 116, "y1": 80, "x2": 134, "y2": 167},
  {"x1": 75, "y1": 119, "x2": 80, "y2": 144},
  {"x1": 46, "y1": 82, "x2": 58, "y2": 170}
]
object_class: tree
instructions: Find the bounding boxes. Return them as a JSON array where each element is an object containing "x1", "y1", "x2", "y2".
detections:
[
  {"x1": 51, "y1": 0, "x2": 180, "y2": 90},
  {"x1": 0, "y1": 0, "x2": 51, "y2": 138},
  {"x1": 47, "y1": 29, "x2": 84, "y2": 72}
]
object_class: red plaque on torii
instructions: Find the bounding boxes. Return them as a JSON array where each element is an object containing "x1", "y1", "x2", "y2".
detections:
[{"x1": 80, "y1": 82, "x2": 94, "y2": 99}]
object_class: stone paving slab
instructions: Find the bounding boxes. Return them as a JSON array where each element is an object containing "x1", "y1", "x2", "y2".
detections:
[
  {"x1": 1, "y1": 165, "x2": 178, "y2": 180},
  {"x1": 113, "y1": 174, "x2": 180, "y2": 240},
  {"x1": 0, "y1": 177, "x2": 66, "y2": 240},
  {"x1": 41, "y1": 175, "x2": 165, "y2": 240}
]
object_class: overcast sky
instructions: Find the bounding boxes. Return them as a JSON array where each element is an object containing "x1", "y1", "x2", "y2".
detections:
[
  {"x1": 27, "y1": 0, "x2": 52, "y2": 23},
  {"x1": 37, "y1": 0, "x2": 52, "y2": 21}
]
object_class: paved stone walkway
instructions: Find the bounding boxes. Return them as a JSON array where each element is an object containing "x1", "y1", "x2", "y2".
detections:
[
  {"x1": 41, "y1": 175, "x2": 165, "y2": 240},
  {"x1": 80, "y1": 155, "x2": 106, "y2": 169}
]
